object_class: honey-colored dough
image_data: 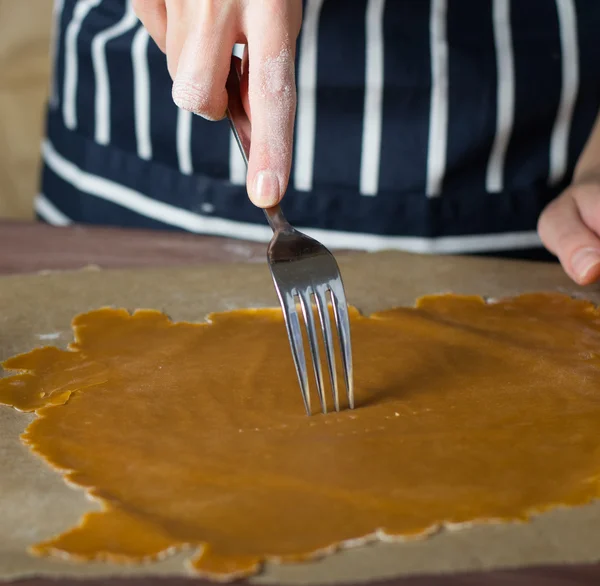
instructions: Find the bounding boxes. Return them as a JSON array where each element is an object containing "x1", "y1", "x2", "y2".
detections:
[{"x1": 2, "y1": 293, "x2": 600, "y2": 580}]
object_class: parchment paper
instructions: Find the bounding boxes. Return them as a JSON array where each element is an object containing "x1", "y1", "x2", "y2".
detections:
[{"x1": 2, "y1": 251, "x2": 600, "y2": 584}]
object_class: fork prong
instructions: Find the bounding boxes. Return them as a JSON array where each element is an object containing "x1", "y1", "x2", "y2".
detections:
[
  {"x1": 330, "y1": 283, "x2": 354, "y2": 410},
  {"x1": 280, "y1": 290, "x2": 311, "y2": 415},
  {"x1": 314, "y1": 287, "x2": 340, "y2": 412},
  {"x1": 298, "y1": 289, "x2": 328, "y2": 414}
]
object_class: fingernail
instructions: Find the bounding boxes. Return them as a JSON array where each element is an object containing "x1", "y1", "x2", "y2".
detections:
[
  {"x1": 571, "y1": 248, "x2": 600, "y2": 281},
  {"x1": 252, "y1": 171, "x2": 280, "y2": 208}
]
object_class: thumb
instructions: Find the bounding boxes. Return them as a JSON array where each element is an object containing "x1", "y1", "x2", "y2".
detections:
[{"x1": 538, "y1": 184, "x2": 600, "y2": 285}]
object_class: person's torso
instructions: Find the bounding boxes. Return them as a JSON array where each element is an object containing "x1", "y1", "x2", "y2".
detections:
[{"x1": 39, "y1": 0, "x2": 600, "y2": 256}]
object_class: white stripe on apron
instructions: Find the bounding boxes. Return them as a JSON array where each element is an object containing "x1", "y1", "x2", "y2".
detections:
[
  {"x1": 177, "y1": 109, "x2": 194, "y2": 175},
  {"x1": 550, "y1": 0, "x2": 579, "y2": 185},
  {"x1": 229, "y1": 131, "x2": 247, "y2": 186},
  {"x1": 63, "y1": 0, "x2": 102, "y2": 130},
  {"x1": 92, "y1": 0, "x2": 139, "y2": 145},
  {"x1": 426, "y1": 0, "x2": 449, "y2": 198},
  {"x1": 294, "y1": 0, "x2": 326, "y2": 192},
  {"x1": 49, "y1": 0, "x2": 65, "y2": 109},
  {"x1": 486, "y1": 0, "x2": 515, "y2": 193},
  {"x1": 35, "y1": 193, "x2": 72, "y2": 226},
  {"x1": 132, "y1": 26, "x2": 153, "y2": 160},
  {"x1": 360, "y1": 0, "x2": 386, "y2": 197}
]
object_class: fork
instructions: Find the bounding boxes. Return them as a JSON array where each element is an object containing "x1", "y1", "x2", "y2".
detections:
[{"x1": 225, "y1": 57, "x2": 354, "y2": 416}]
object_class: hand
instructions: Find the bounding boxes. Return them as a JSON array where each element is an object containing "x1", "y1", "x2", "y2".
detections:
[
  {"x1": 538, "y1": 180, "x2": 600, "y2": 285},
  {"x1": 132, "y1": 0, "x2": 303, "y2": 208}
]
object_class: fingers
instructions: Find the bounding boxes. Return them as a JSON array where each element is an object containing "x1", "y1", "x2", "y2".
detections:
[
  {"x1": 132, "y1": 0, "x2": 167, "y2": 53},
  {"x1": 137, "y1": 0, "x2": 302, "y2": 205},
  {"x1": 538, "y1": 184, "x2": 600, "y2": 285},
  {"x1": 245, "y1": 0, "x2": 302, "y2": 207},
  {"x1": 167, "y1": 0, "x2": 239, "y2": 121}
]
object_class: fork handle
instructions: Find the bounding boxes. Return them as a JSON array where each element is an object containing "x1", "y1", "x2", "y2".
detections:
[{"x1": 225, "y1": 57, "x2": 292, "y2": 235}]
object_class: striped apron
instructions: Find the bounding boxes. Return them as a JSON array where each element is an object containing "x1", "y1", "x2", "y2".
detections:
[{"x1": 40, "y1": 0, "x2": 600, "y2": 258}]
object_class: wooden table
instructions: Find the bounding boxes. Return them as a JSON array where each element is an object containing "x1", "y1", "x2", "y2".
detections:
[{"x1": 1, "y1": 220, "x2": 599, "y2": 586}]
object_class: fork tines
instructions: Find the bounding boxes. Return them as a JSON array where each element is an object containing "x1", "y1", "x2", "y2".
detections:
[{"x1": 279, "y1": 283, "x2": 354, "y2": 416}]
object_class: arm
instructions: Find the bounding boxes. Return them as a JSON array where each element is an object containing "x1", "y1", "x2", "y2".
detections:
[{"x1": 538, "y1": 108, "x2": 600, "y2": 284}]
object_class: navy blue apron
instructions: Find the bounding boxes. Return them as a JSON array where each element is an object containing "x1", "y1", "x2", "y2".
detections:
[{"x1": 39, "y1": 0, "x2": 600, "y2": 259}]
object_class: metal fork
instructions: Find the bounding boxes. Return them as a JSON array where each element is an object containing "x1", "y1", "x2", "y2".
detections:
[{"x1": 225, "y1": 57, "x2": 354, "y2": 415}]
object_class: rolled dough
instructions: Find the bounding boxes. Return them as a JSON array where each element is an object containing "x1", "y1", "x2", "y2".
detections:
[{"x1": 1, "y1": 293, "x2": 600, "y2": 580}]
